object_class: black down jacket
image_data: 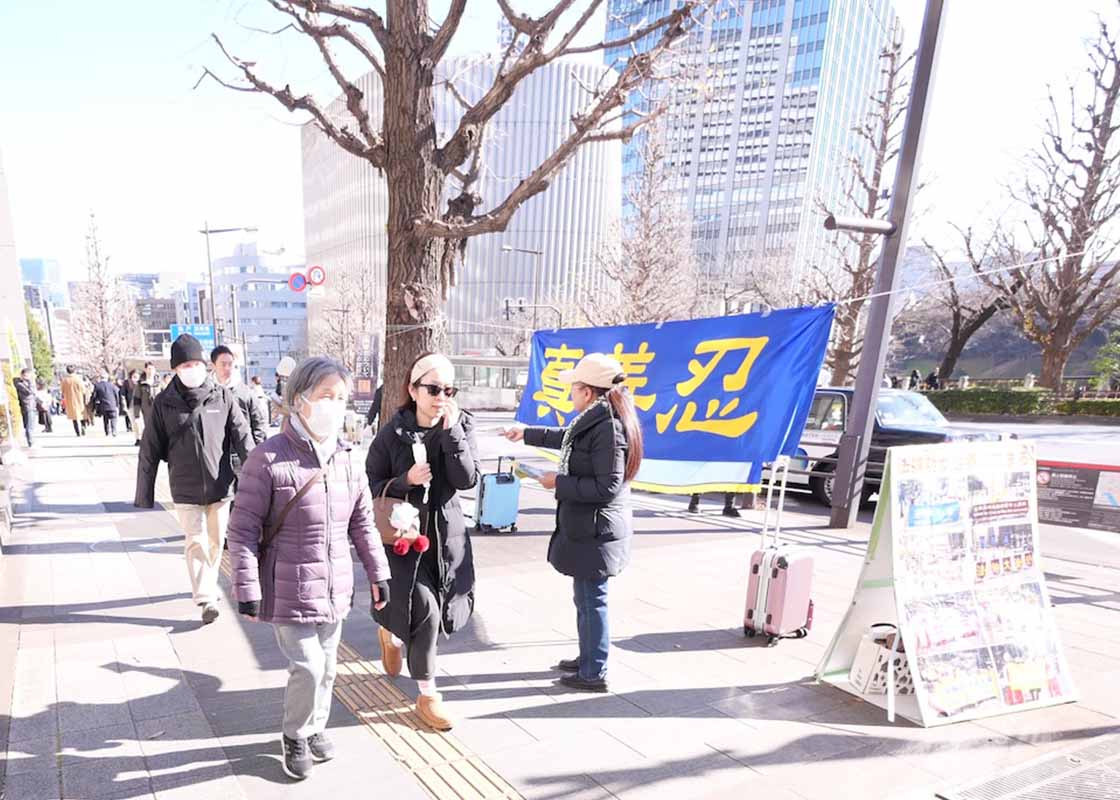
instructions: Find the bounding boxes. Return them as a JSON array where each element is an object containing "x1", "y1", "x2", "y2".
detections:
[
  {"x1": 365, "y1": 409, "x2": 480, "y2": 640},
  {"x1": 524, "y1": 403, "x2": 633, "y2": 580},
  {"x1": 134, "y1": 377, "x2": 252, "y2": 508}
]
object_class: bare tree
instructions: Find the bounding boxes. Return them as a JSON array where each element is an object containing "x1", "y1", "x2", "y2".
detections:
[
  {"x1": 310, "y1": 262, "x2": 381, "y2": 371},
  {"x1": 201, "y1": 0, "x2": 706, "y2": 420},
  {"x1": 582, "y1": 123, "x2": 701, "y2": 326},
  {"x1": 69, "y1": 215, "x2": 144, "y2": 375},
  {"x1": 921, "y1": 229, "x2": 1018, "y2": 380},
  {"x1": 979, "y1": 12, "x2": 1120, "y2": 389},
  {"x1": 752, "y1": 34, "x2": 911, "y2": 386}
]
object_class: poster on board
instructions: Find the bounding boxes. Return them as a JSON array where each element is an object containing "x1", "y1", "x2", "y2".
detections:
[{"x1": 816, "y1": 440, "x2": 1077, "y2": 727}]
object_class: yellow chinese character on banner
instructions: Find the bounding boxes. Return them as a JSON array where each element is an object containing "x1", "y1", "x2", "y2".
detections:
[
  {"x1": 611, "y1": 341, "x2": 657, "y2": 412},
  {"x1": 656, "y1": 336, "x2": 769, "y2": 437},
  {"x1": 533, "y1": 344, "x2": 585, "y2": 424}
]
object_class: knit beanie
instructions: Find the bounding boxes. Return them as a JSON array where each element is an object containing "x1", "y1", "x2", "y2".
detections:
[{"x1": 170, "y1": 334, "x2": 205, "y2": 369}]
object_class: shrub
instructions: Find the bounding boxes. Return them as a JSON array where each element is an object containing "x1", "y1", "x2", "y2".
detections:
[
  {"x1": 926, "y1": 389, "x2": 1054, "y2": 416},
  {"x1": 1053, "y1": 399, "x2": 1120, "y2": 417}
]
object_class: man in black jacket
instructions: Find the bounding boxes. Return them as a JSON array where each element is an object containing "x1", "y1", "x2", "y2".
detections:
[
  {"x1": 13, "y1": 368, "x2": 36, "y2": 447},
  {"x1": 91, "y1": 370, "x2": 121, "y2": 437},
  {"x1": 134, "y1": 334, "x2": 252, "y2": 624},
  {"x1": 210, "y1": 346, "x2": 267, "y2": 454}
]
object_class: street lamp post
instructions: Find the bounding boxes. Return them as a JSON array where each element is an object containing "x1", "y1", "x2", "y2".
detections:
[
  {"x1": 199, "y1": 222, "x2": 257, "y2": 344},
  {"x1": 501, "y1": 244, "x2": 544, "y2": 330}
]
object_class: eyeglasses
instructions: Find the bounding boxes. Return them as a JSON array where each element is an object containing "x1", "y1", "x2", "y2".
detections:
[{"x1": 417, "y1": 383, "x2": 459, "y2": 398}]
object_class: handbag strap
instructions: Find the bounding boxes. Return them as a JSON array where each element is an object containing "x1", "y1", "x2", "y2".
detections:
[{"x1": 262, "y1": 468, "x2": 325, "y2": 551}]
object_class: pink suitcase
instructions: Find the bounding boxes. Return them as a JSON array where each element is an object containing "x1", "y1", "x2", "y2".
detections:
[{"x1": 743, "y1": 457, "x2": 814, "y2": 645}]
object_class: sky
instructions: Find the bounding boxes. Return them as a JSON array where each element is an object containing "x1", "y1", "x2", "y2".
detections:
[{"x1": 0, "y1": 0, "x2": 1113, "y2": 284}]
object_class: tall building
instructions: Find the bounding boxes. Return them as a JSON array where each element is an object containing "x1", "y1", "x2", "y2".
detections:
[
  {"x1": 209, "y1": 242, "x2": 308, "y2": 382},
  {"x1": 0, "y1": 147, "x2": 31, "y2": 371},
  {"x1": 119, "y1": 272, "x2": 161, "y2": 300},
  {"x1": 20, "y1": 257, "x2": 67, "y2": 308},
  {"x1": 606, "y1": 0, "x2": 900, "y2": 292},
  {"x1": 136, "y1": 297, "x2": 180, "y2": 357},
  {"x1": 301, "y1": 57, "x2": 622, "y2": 354},
  {"x1": 177, "y1": 281, "x2": 209, "y2": 326}
]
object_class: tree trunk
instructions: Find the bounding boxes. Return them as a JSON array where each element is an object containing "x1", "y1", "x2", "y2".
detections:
[
  {"x1": 379, "y1": 1, "x2": 453, "y2": 425},
  {"x1": 1039, "y1": 343, "x2": 1070, "y2": 391}
]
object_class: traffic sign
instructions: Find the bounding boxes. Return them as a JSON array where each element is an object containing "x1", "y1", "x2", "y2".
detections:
[
  {"x1": 308, "y1": 265, "x2": 327, "y2": 286},
  {"x1": 289, "y1": 272, "x2": 307, "y2": 292},
  {"x1": 169, "y1": 323, "x2": 216, "y2": 351}
]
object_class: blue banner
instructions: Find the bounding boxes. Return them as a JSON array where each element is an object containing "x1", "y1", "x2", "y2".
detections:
[
  {"x1": 515, "y1": 306, "x2": 835, "y2": 492},
  {"x1": 170, "y1": 323, "x2": 216, "y2": 352}
]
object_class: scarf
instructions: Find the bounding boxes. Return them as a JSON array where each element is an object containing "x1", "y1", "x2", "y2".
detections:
[
  {"x1": 172, "y1": 375, "x2": 211, "y2": 409},
  {"x1": 559, "y1": 396, "x2": 609, "y2": 476},
  {"x1": 291, "y1": 413, "x2": 339, "y2": 468}
]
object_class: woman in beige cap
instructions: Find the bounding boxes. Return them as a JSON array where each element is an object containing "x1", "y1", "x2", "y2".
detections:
[{"x1": 505, "y1": 353, "x2": 644, "y2": 692}]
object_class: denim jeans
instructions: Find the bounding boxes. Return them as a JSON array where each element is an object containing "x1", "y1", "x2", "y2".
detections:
[{"x1": 573, "y1": 577, "x2": 610, "y2": 681}]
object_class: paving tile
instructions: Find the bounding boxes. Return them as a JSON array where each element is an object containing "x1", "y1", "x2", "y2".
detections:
[
  {"x1": 8, "y1": 706, "x2": 58, "y2": 744},
  {"x1": 127, "y1": 683, "x2": 203, "y2": 722},
  {"x1": 3, "y1": 767, "x2": 63, "y2": 800},
  {"x1": 60, "y1": 758, "x2": 153, "y2": 800},
  {"x1": 60, "y1": 720, "x2": 141, "y2": 769},
  {"x1": 134, "y1": 711, "x2": 220, "y2": 759},
  {"x1": 5, "y1": 733, "x2": 58, "y2": 775},
  {"x1": 58, "y1": 699, "x2": 134, "y2": 733}
]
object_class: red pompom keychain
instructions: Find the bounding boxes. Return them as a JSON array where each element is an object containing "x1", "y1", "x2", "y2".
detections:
[
  {"x1": 392, "y1": 538, "x2": 411, "y2": 556},
  {"x1": 412, "y1": 535, "x2": 430, "y2": 554}
]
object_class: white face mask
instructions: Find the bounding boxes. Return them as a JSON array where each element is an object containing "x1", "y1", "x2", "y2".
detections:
[
  {"x1": 177, "y1": 364, "x2": 208, "y2": 389},
  {"x1": 301, "y1": 395, "x2": 347, "y2": 439}
]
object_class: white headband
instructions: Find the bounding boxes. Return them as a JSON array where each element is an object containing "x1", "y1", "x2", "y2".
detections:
[{"x1": 410, "y1": 354, "x2": 455, "y2": 384}]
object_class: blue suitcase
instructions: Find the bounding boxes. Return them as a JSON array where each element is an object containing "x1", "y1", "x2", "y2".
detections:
[{"x1": 475, "y1": 457, "x2": 520, "y2": 533}]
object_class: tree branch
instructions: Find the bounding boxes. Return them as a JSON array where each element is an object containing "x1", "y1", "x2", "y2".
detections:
[{"x1": 426, "y1": 0, "x2": 468, "y2": 63}]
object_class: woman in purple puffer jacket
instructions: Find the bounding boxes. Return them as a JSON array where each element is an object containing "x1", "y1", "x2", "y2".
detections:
[{"x1": 228, "y1": 356, "x2": 391, "y2": 782}]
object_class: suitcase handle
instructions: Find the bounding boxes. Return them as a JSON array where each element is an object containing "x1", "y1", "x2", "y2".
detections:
[
  {"x1": 760, "y1": 455, "x2": 791, "y2": 548},
  {"x1": 496, "y1": 456, "x2": 515, "y2": 475}
]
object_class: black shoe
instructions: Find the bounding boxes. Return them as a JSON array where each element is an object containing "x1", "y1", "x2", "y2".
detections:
[
  {"x1": 687, "y1": 504, "x2": 700, "y2": 514},
  {"x1": 201, "y1": 604, "x2": 219, "y2": 625},
  {"x1": 281, "y1": 735, "x2": 312, "y2": 780},
  {"x1": 308, "y1": 732, "x2": 335, "y2": 762},
  {"x1": 722, "y1": 507, "x2": 742, "y2": 518},
  {"x1": 558, "y1": 674, "x2": 609, "y2": 693},
  {"x1": 134, "y1": 441, "x2": 141, "y2": 447},
  {"x1": 556, "y1": 658, "x2": 579, "y2": 673}
]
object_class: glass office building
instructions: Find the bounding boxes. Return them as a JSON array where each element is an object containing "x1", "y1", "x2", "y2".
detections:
[{"x1": 606, "y1": 0, "x2": 900, "y2": 297}]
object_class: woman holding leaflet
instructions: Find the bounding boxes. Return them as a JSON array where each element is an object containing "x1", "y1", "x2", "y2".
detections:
[{"x1": 505, "y1": 352, "x2": 644, "y2": 692}]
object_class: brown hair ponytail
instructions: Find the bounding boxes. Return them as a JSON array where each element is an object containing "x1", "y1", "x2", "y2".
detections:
[{"x1": 605, "y1": 382, "x2": 644, "y2": 482}]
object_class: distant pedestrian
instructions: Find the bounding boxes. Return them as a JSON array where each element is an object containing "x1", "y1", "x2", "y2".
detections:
[
  {"x1": 890, "y1": 375, "x2": 901, "y2": 389},
  {"x1": 249, "y1": 375, "x2": 270, "y2": 425},
  {"x1": 92, "y1": 369, "x2": 121, "y2": 437},
  {"x1": 118, "y1": 375, "x2": 134, "y2": 433},
  {"x1": 211, "y1": 346, "x2": 267, "y2": 455},
  {"x1": 271, "y1": 356, "x2": 297, "y2": 424},
  {"x1": 505, "y1": 352, "x2": 643, "y2": 693},
  {"x1": 228, "y1": 356, "x2": 391, "y2": 782},
  {"x1": 134, "y1": 334, "x2": 251, "y2": 625},
  {"x1": 908, "y1": 369, "x2": 921, "y2": 391},
  {"x1": 61, "y1": 366, "x2": 88, "y2": 437},
  {"x1": 81, "y1": 374, "x2": 96, "y2": 430},
  {"x1": 366, "y1": 352, "x2": 480, "y2": 731},
  {"x1": 13, "y1": 368, "x2": 36, "y2": 447},
  {"x1": 925, "y1": 369, "x2": 941, "y2": 391},
  {"x1": 687, "y1": 492, "x2": 740, "y2": 518},
  {"x1": 364, "y1": 383, "x2": 385, "y2": 432},
  {"x1": 35, "y1": 379, "x2": 54, "y2": 434}
]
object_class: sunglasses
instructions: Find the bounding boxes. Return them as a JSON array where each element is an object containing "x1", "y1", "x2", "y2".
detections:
[{"x1": 417, "y1": 383, "x2": 459, "y2": 398}]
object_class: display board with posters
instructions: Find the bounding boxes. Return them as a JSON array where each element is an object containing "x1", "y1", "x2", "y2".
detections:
[
  {"x1": 1036, "y1": 460, "x2": 1120, "y2": 533},
  {"x1": 351, "y1": 334, "x2": 380, "y2": 416},
  {"x1": 816, "y1": 440, "x2": 1078, "y2": 727}
]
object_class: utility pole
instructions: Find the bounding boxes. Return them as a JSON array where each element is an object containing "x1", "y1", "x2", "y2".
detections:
[{"x1": 829, "y1": 0, "x2": 946, "y2": 529}]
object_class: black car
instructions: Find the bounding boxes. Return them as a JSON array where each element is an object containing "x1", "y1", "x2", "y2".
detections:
[{"x1": 792, "y1": 388, "x2": 1004, "y2": 506}]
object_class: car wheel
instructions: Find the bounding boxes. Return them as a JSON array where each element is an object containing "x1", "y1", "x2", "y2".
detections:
[{"x1": 810, "y1": 462, "x2": 836, "y2": 506}]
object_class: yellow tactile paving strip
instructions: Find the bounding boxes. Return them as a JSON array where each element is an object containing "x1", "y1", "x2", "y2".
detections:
[{"x1": 220, "y1": 553, "x2": 523, "y2": 799}]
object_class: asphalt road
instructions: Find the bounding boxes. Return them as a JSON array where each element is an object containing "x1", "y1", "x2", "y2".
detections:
[{"x1": 950, "y1": 419, "x2": 1120, "y2": 465}]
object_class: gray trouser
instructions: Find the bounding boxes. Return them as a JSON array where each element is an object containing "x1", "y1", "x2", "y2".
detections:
[{"x1": 272, "y1": 621, "x2": 342, "y2": 740}]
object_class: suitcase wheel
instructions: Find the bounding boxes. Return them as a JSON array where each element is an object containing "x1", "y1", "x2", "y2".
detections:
[
  {"x1": 510, "y1": 524, "x2": 517, "y2": 533},
  {"x1": 795, "y1": 628, "x2": 809, "y2": 639},
  {"x1": 744, "y1": 626, "x2": 755, "y2": 638},
  {"x1": 767, "y1": 636, "x2": 779, "y2": 647}
]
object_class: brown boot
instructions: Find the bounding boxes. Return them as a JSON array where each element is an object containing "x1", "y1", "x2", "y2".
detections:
[
  {"x1": 378, "y1": 626, "x2": 402, "y2": 677},
  {"x1": 416, "y1": 693, "x2": 454, "y2": 731}
]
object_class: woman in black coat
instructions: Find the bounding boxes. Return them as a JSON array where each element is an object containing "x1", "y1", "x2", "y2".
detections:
[
  {"x1": 505, "y1": 352, "x2": 644, "y2": 693},
  {"x1": 365, "y1": 352, "x2": 479, "y2": 731}
]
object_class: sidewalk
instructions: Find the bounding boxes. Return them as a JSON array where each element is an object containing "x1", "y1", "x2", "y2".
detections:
[{"x1": 2, "y1": 429, "x2": 1119, "y2": 799}]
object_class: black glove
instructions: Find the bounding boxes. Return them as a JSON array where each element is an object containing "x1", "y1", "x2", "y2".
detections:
[
  {"x1": 372, "y1": 581, "x2": 391, "y2": 609},
  {"x1": 238, "y1": 601, "x2": 259, "y2": 617}
]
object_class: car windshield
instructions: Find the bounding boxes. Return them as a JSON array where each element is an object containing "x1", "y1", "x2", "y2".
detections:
[{"x1": 877, "y1": 392, "x2": 948, "y2": 427}]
